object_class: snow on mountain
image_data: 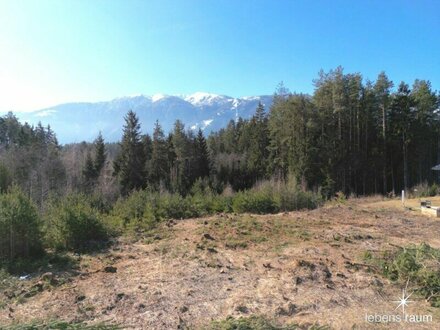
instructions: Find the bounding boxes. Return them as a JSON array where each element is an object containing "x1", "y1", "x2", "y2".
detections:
[
  {"x1": 18, "y1": 93, "x2": 273, "y2": 144},
  {"x1": 203, "y1": 119, "x2": 214, "y2": 127},
  {"x1": 184, "y1": 92, "x2": 227, "y2": 106},
  {"x1": 151, "y1": 94, "x2": 168, "y2": 102}
]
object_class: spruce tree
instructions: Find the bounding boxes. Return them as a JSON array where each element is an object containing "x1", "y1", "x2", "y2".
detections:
[
  {"x1": 83, "y1": 152, "x2": 97, "y2": 184},
  {"x1": 247, "y1": 102, "x2": 269, "y2": 180},
  {"x1": 114, "y1": 110, "x2": 146, "y2": 194},
  {"x1": 94, "y1": 132, "x2": 106, "y2": 174},
  {"x1": 170, "y1": 120, "x2": 190, "y2": 194},
  {"x1": 195, "y1": 129, "x2": 211, "y2": 179},
  {"x1": 150, "y1": 121, "x2": 169, "y2": 188}
]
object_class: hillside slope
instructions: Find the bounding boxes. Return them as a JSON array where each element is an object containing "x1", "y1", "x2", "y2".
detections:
[{"x1": 2, "y1": 198, "x2": 440, "y2": 329}]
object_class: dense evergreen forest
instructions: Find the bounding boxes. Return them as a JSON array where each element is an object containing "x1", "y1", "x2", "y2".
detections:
[
  {"x1": 1, "y1": 67, "x2": 439, "y2": 204},
  {"x1": 1, "y1": 66, "x2": 440, "y2": 261}
]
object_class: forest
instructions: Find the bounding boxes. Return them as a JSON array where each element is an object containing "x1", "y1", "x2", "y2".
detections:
[{"x1": 0, "y1": 67, "x2": 439, "y2": 261}]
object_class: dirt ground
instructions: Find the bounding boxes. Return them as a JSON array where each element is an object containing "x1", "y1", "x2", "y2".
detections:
[{"x1": 2, "y1": 197, "x2": 440, "y2": 329}]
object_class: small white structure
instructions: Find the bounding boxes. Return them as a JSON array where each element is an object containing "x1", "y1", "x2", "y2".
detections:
[
  {"x1": 421, "y1": 206, "x2": 440, "y2": 217},
  {"x1": 421, "y1": 200, "x2": 440, "y2": 217}
]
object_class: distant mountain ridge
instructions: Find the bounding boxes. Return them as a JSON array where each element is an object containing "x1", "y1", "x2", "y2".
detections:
[{"x1": 17, "y1": 93, "x2": 273, "y2": 144}]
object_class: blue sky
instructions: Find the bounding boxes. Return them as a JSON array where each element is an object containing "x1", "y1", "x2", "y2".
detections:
[{"x1": 0, "y1": 0, "x2": 439, "y2": 112}]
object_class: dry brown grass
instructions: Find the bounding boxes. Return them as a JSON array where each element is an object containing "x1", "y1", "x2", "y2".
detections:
[{"x1": 2, "y1": 197, "x2": 440, "y2": 329}]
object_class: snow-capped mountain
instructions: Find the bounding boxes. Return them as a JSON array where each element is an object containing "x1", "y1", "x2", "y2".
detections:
[{"x1": 17, "y1": 93, "x2": 273, "y2": 144}]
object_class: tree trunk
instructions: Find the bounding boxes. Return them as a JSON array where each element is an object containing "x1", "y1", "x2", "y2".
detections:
[{"x1": 403, "y1": 133, "x2": 409, "y2": 191}]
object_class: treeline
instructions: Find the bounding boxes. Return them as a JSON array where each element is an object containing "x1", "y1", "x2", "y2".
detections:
[
  {"x1": 210, "y1": 68, "x2": 439, "y2": 196},
  {"x1": 1, "y1": 66, "x2": 440, "y2": 261},
  {"x1": 0, "y1": 116, "x2": 65, "y2": 205},
  {"x1": 112, "y1": 115, "x2": 212, "y2": 196},
  {"x1": 109, "y1": 68, "x2": 439, "y2": 198},
  {"x1": 1, "y1": 67, "x2": 439, "y2": 201}
]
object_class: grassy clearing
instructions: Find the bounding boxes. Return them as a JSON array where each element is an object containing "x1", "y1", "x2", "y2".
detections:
[
  {"x1": 364, "y1": 243, "x2": 440, "y2": 307},
  {"x1": 198, "y1": 214, "x2": 309, "y2": 251}
]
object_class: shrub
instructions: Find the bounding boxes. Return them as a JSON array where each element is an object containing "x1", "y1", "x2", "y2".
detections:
[
  {"x1": 0, "y1": 188, "x2": 43, "y2": 260},
  {"x1": 370, "y1": 243, "x2": 440, "y2": 307},
  {"x1": 232, "y1": 178, "x2": 322, "y2": 214},
  {"x1": 108, "y1": 190, "x2": 157, "y2": 231},
  {"x1": 411, "y1": 182, "x2": 439, "y2": 198},
  {"x1": 106, "y1": 178, "x2": 322, "y2": 236},
  {"x1": 429, "y1": 183, "x2": 439, "y2": 197},
  {"x1": 44, "y1": 193, "x2": 107, "y2": 251},
  {"x1": 212, "y1": 194, "x2": 233, "y2": 213},
  {"x1": 190, "y1": 177, "x2": 212, "y2": 196},
  {"x1": 334, "y1": 191, "x2": 347, "y2": 203},
  {"x1": 190, "y1": 193, "x2": 215, "y2": 217},
  {"x1": 277, "y1": 186, "x2": 322, "y2": 211},
  {"x1": 232, "y1": 190, "x2": 279, "y2": 214},
  {"x1": 159, "y1": 193, "x2": 196, "y2": 219}
]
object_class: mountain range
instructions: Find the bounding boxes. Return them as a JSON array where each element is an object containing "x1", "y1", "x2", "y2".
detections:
[{"x1": 15, "y1": 92, "x2": 273, "y2": 144}]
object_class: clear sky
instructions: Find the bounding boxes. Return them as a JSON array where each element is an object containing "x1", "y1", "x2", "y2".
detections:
[{"x1": 0, "y1": 0, "x2": 439, "y2": 112}]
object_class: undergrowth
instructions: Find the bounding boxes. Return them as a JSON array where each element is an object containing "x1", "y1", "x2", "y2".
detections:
[
  {"x1": 365, "y1": 243, "x2": 440, "y2": 307},
  {"x1": 1, "y1": 320, "x2": 120, "y2": 330},
  {"x1": 207, "y1": 315, "x2": 329, "y2": 330}
]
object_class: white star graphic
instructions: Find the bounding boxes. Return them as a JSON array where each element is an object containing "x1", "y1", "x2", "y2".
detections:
[{"x1": 393, "y1": 287, "x2": 414, "y2": 314}]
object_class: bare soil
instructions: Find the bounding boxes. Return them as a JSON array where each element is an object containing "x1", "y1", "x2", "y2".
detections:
[{"x1": 2, "y1": 197, "x2": 440, "y2": 329}]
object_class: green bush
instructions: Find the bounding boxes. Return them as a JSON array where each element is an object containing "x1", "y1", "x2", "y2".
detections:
[
  {"x1": 44, "y1": 193, "x2": 108, "y2": 251},
  {"x1": 159, "y1": 193, "x2": 196, "y2": 219},
  {"x1": 106, "y1": 178, "x2": 322, "y2": 236},
  {"x1": 190, "y1": 193, "x2": 215, "y2": 217},
  {"x1": 411, "y1": 182, "x2": 439, "y2": 198},
  {"x1": 232, "y1": 179, "x2": 321, "y2": 214},
  {"x1": 429, "y1": 183, "x2": 439, "y2": 197},
  {"x1": 371, "y1": 243, "x2": 440, "y2": 307},
  {"x1": 109, "y1": 190, "x2": 154, "y2": 229},
  {"x1": 277, "y1": 187, "x2": 322, "y2": 211},
  {"x1": 212, "y1": 194, "x2": 233, "y2": 213},
  {"x1": 0, "y1": 188, "x2": 43, "y2": 260},
  {"x1": 232, "y1": 190, "x2": 279, "y2": 214}
]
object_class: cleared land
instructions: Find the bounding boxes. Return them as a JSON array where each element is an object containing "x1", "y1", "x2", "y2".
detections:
[{"x1": 2, "y1": 197, "x2": 440, "y2": 329}]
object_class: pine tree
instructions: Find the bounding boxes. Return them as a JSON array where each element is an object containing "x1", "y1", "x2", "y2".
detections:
[
  {"x1": 114, "y1": 110, "x2": 146, "y2": 194},
  {"x1": 411, "y1": 80, "x2": 438, "y2": 183},
  {"x1": 374, "y1": 72, "x2": 394, "y2": 193},
  {"x1": 390, "y1": 82, "x2": 415, "y2": 191}
]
